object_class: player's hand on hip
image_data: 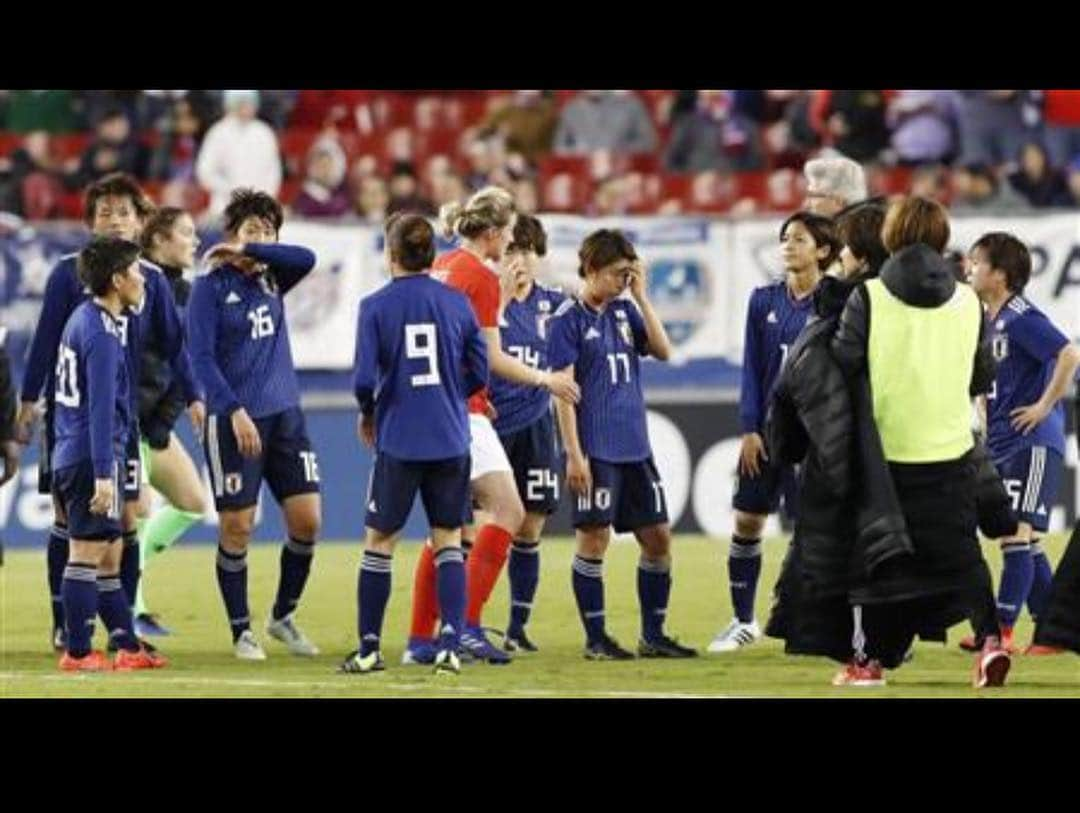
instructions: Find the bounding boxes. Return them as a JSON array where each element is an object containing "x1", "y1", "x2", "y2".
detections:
[
  {"x1": 1010, "y1": 401, "x2": 1050, "y2": 435},
  {"x1": 14, "y1": 401, "x2": 38, "y2": 445},
  {"x1": 541, "y1": 369, "x2": 581, "y2": 404},
  {"x1": 566, "y1": 451, "x2": 592, "y2": 496},
  {"x1": 231, "y1": 408, "x2": 262, "y2": 458},
  {"x1": 0, "y1": 440, "x2": 21, "y2": 486},
  {"x1": 739, "y1": 432, "x2": 768, "y2": 477},
  {"x1": 90, "y1": 477, "x2": 114, "y2": 515},
  {"x1": 358, "y1": 413, "x2": 375, "y2": 448},
  {"x1": 187, "y1": 400, "x2": 206, "y2": 438}
]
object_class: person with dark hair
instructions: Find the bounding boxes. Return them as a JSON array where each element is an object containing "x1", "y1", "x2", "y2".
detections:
[
  {"x1": 830, "y1": 196, "x2": 1010, "y2": 687},
  {"x1": 487, "y1": 214, "x2": 565, "y2": 651},
  {"x1": 404, "y1": 187, "x2": 578, "y2": 666},
  {"x1": 54, "y1": 236, "x2": 165, "y2": 671},
  {"x1": 709, "y1": 211, "x2": 839, "y2": 654},
  {"x1": 964, "y1": 232, "x2": 1080, "y2": 652},
  {"x1": 341, "y1": 213, "x2": 488, "y2": 675},
  {"x1": 187, "y1": 188, "x2": 321, "y2": 661},
  {"x1": 386, "y1": 162, "x2": 435, "y2": 217},
  {"x1": 547, "y1": 228, "x2": 693, "y2": 659},
  {"x1": 16, "y1": 172, "x2": 190, "y2": 656},
  {"x1": 129, "y1": 206, "x2": 207, "y2": 636},
  {"x1": 950, "y1": 162, "x2": 1030, "y2": 212},
  {"x1": 835, "y1": 200, "x2": 888, "y2": 279},
  {"x1": 1007, "y1": 141, "x2": 1072, "y2": 208},
  {"x1": 68, "y1": 108, "x2": 148, "y2": 189}
]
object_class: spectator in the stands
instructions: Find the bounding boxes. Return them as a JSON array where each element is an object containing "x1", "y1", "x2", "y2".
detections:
[
  {"x1": 148, "y1": 98, "x2": 204, "y2": 183},
  {"x1": 3, "y1": 90, "x2": 79, "y2": 133},
  {"x1": 478, "y1": 90, "x2": 558, "y2": 162},
  {"x1": 957, "y1": 91, "x2": 1041, "y2": 166},
  {"x1": 909, "y1": 164, "x2": 949, "y2": 203},
  {"x1": 257, "y1": 91, "x2": 298, "y2": 131},
  {"x1": 811, "y1": 90, "x2": 891, "y2": 163},
  {"x1": 1008, "y1": 140, "x2": 1072, "y2": 207},
  {"x1": 195, "y1": 89, "x2": 282, "y2": 218},
  {"x1": 290, "y1": 90, "x2": 376, "y2": 132},
  {"x1": 802, "y1": 154, "x2": 867, "y2": 216},
  {"x1": 78, "y1": 90, "x2": 145, "y2": 129},
  {"x1": 664, "y1": 90, "x2": 763, "y2": 173},
  {"x1": 68, "y1": 107, "x2": 148, "y2": 189},
  {"x1": 511, "y1": 177, "x2": 539, "y2": 215},
  {"x1": 385, "y1": 161, "x2": 435, "y2": 216},
  {"x1": 1042, "y1": 90, "x2": 1080, "y2": 168},
  {"x1": 887, "y1": 90, "x2": 963, "y2": 165},
  {"x1": 0, "y1": 131, "x2": 65, "y2": 218},
  {"x1": 430, "y1": 169, "x2": 467, "y2": 210},
  {"x1": 590, "y1": 173, "x2": 631, "y2": 216},
  {"x1": 554, "y1": 90, "x2": 658, "y2": 154},
  {"x1": 949, "y1": 162, "x2": 1031, "y2": 212},
  {"x1": 464, "y1": 136, "x2": 499, "y2": 191},
  {"x1": 292, "y1": 136, "x2": 351, "y2": 218},
  {"x1": 351, "y1": 174, "x2": 389, "y2": 224}
]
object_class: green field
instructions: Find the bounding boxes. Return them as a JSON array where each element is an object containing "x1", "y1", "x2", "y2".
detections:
[{"x1": 2, "y1": 535, "x2": 1078, "y2": 698}]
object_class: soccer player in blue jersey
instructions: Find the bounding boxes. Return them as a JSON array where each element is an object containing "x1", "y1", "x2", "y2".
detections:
[
  {"x1": 341, "y1": 213, "x2": 488, "y2": 675},
  {"x1": 15, "y1": 173, "x2": 193, "y2": 653},
  {"x1": 187, "y1": 189, "x2": 322, "y2": 660},
  {"x1": 709, "y1": 211, "x2": 838, "y2": 654},
  {"x1": 965, "y1": 232, "x2": 1080, "y2": 652},
  {"x1": 549, "y1": 228, "x2": 696, "y2": 660},
  {"x1": 54, "y1": 237, "x2": 167, "y2": 671},
  {"x1": 490, "y1": 214, "x2": 565, "y2": 652}
]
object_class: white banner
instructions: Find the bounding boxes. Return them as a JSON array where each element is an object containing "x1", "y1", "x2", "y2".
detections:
[{"x1": 276, "y1": 213, "x2": 1080, "y2": 370}]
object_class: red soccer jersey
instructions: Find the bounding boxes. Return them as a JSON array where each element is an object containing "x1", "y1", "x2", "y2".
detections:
[{"x1": 433, "y1": 248, "x2": 500, "y2": 414}]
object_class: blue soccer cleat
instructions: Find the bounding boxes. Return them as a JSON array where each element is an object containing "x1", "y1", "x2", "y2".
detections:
[
  {"x1": 401, "y1": 637, "x2": 438, "y2": 665},
  {"x1": 460, "y1": 625, "x2": 512, "y2": 665}
]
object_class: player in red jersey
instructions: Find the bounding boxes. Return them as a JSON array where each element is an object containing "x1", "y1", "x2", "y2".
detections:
[{"x1": 404, "y1": 186, "x2": 579, "y2": 664}]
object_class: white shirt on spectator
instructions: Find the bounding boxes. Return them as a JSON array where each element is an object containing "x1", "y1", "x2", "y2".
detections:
[{"x1": 196, "y1": 114, "x2": 282, "y2": 218}]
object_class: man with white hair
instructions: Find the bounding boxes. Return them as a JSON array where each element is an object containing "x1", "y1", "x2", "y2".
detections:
[
  {"x1": 196, "y1": 90, "x2": 282, "y2": 218},
  {"x1": 802, "y1": 154, "x2": 868, "y2": 217}
]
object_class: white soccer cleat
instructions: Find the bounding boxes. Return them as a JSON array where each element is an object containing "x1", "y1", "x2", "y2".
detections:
[
  {"x1": 266, "y1": 614, "x2": 320, "y2": 656},
  {"x1": 433, "y1": 649, "x2": 461, "y2": 675},
  {"x1": 234, "y1": 630, "x2": 268, "y2": 661},
  {"x1": 707, "y1": 619, "x2": 762, "y2": 653}
]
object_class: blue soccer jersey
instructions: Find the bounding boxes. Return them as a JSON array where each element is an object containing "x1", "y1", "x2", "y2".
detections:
[
  {"x1": 52, "y1": 301, "x2": 130, "y2": 477},
  {"x1": 738, "y1": 281, "x2": 815, "y2": 434},
  {"x1": 490, "y1": 281, "x2": 566, "y2": 435},
  {"x1": 187, "y1": 243, "x2": 316, "y2": 419},
  {"x1": 21, "y1": 254, "x2": 195, "y2": 416},
  {"x1": 353, "y1": 273, "x2": 488, "y2": 461},
  {"x1": 547, "y1": 296, "x2": 651, "y2": 463},
  {"x1": 986, "y1": 294, "x2": 1070, "y2": 462}
]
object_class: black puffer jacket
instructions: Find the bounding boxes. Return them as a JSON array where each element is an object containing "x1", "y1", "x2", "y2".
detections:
[
  {"x1": 1033, "y1": 520, "x2": 1080, "y2": 653},
  {"x1": 0, "y1": 328, "x2": 15, "y2": 443},
  {"x1": 831, "y1": 245, "x2": 995, "y2": 624},
  {"x1": 138, "y1": 264, "x2": 193, "y2": 449}
]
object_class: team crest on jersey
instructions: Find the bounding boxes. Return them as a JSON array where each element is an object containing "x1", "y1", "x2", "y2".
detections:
[
  {"x1": 536, "y1": 298, "x2": 552, "y2": 339},
  {"x1": 257, "y1": 271, "x2": 278, "y2": 296},
  {"x1": 225, "y1": 473, "x2": 243, "y2": 496},
  {"x1": 614, "y1": 309, "x2": 633, "y2": 347},
  {"x1": 992, "y1": 334, "x2": 1009, "y2": 361}
]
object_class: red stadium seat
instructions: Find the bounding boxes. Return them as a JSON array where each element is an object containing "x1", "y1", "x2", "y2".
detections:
[
  {"x1": 52, "y1": 133, "x2": 91, "y2": 161},
  {"x1": 0, "y1": 131, "x2": 22, "y2": 157}
]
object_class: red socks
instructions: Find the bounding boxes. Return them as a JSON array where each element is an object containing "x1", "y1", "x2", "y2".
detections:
[
  {"x1": 466, "y1": 524, "x2": 514, "y2": 626},
  {"x1": 408, "y1": 541, "x2": 439, "y2": 640}
]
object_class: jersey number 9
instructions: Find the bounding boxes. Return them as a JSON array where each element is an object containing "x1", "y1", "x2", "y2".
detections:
[{"x1": 406, "y1": 323, "x2": 441, "y2": 387}]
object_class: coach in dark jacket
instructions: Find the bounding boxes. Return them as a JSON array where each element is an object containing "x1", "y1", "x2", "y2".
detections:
[{"x1": 830, "y1": 197, "x2": 1005, "y2": 673}]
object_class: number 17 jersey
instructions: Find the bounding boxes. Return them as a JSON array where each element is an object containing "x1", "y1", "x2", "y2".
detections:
[{"x1": 547, "y1": 296, "x2": 651, "y2": 463}]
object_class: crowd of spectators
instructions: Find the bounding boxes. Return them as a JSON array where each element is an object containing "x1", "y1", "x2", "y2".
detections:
[{"x1": 3, "y1": 89, "x2": 1080, "y2": 222}]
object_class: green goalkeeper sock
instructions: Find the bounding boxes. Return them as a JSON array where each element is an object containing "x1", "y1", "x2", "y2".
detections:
[{"x1": 142, "y1": 506, "x2": 203, "y2": 560}]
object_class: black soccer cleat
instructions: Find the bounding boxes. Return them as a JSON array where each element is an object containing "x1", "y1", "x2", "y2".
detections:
[
  {"x1": 638, "y1": 634, "x2": 699, "y2": 659},
  {"x1": 504, "y1": 629, "x2": 539, "y2": 653},
  {"x1": 339, "y1": 649, "x2": 386, "y2": 674},
  {"x1": 584, "y1": 634, "x2": 636, "y2": 661}
]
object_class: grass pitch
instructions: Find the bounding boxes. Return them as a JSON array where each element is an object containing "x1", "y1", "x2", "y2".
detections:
[{"x1": 2, "y1": 534, "x2": 1078, "y2": 698}]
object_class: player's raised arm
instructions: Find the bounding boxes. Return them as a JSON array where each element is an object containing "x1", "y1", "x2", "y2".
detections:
[
  {"x1": 242, "y1": 242, "x2": 317, "y2": 295},
  {"x1": 626, "y1": 259, "x2": 672, "y2": 361}
]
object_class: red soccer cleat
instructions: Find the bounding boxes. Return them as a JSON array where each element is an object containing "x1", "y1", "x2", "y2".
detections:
[
  {"x1": 974, "y1": 639, "x2": 1011, "y2": 688},
  {"x1": 1000, "y1": 626, "x2": 1016, "y2": 654},
  {"x1": 958, "y1": 635, "x2": 983, "y2": 652},
  {"x1": 58, "y1": 651, "x2": 113, "y2": 672},
  {"x1": 1024, "y1": 643, "x2": 1066, "y2": 656},
  {"x1": 832, "y1": 659, "x2": 886, "y2": 687},
  {"x1": 114, "y1": 646, "x2": 169, "y2": 670}
]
